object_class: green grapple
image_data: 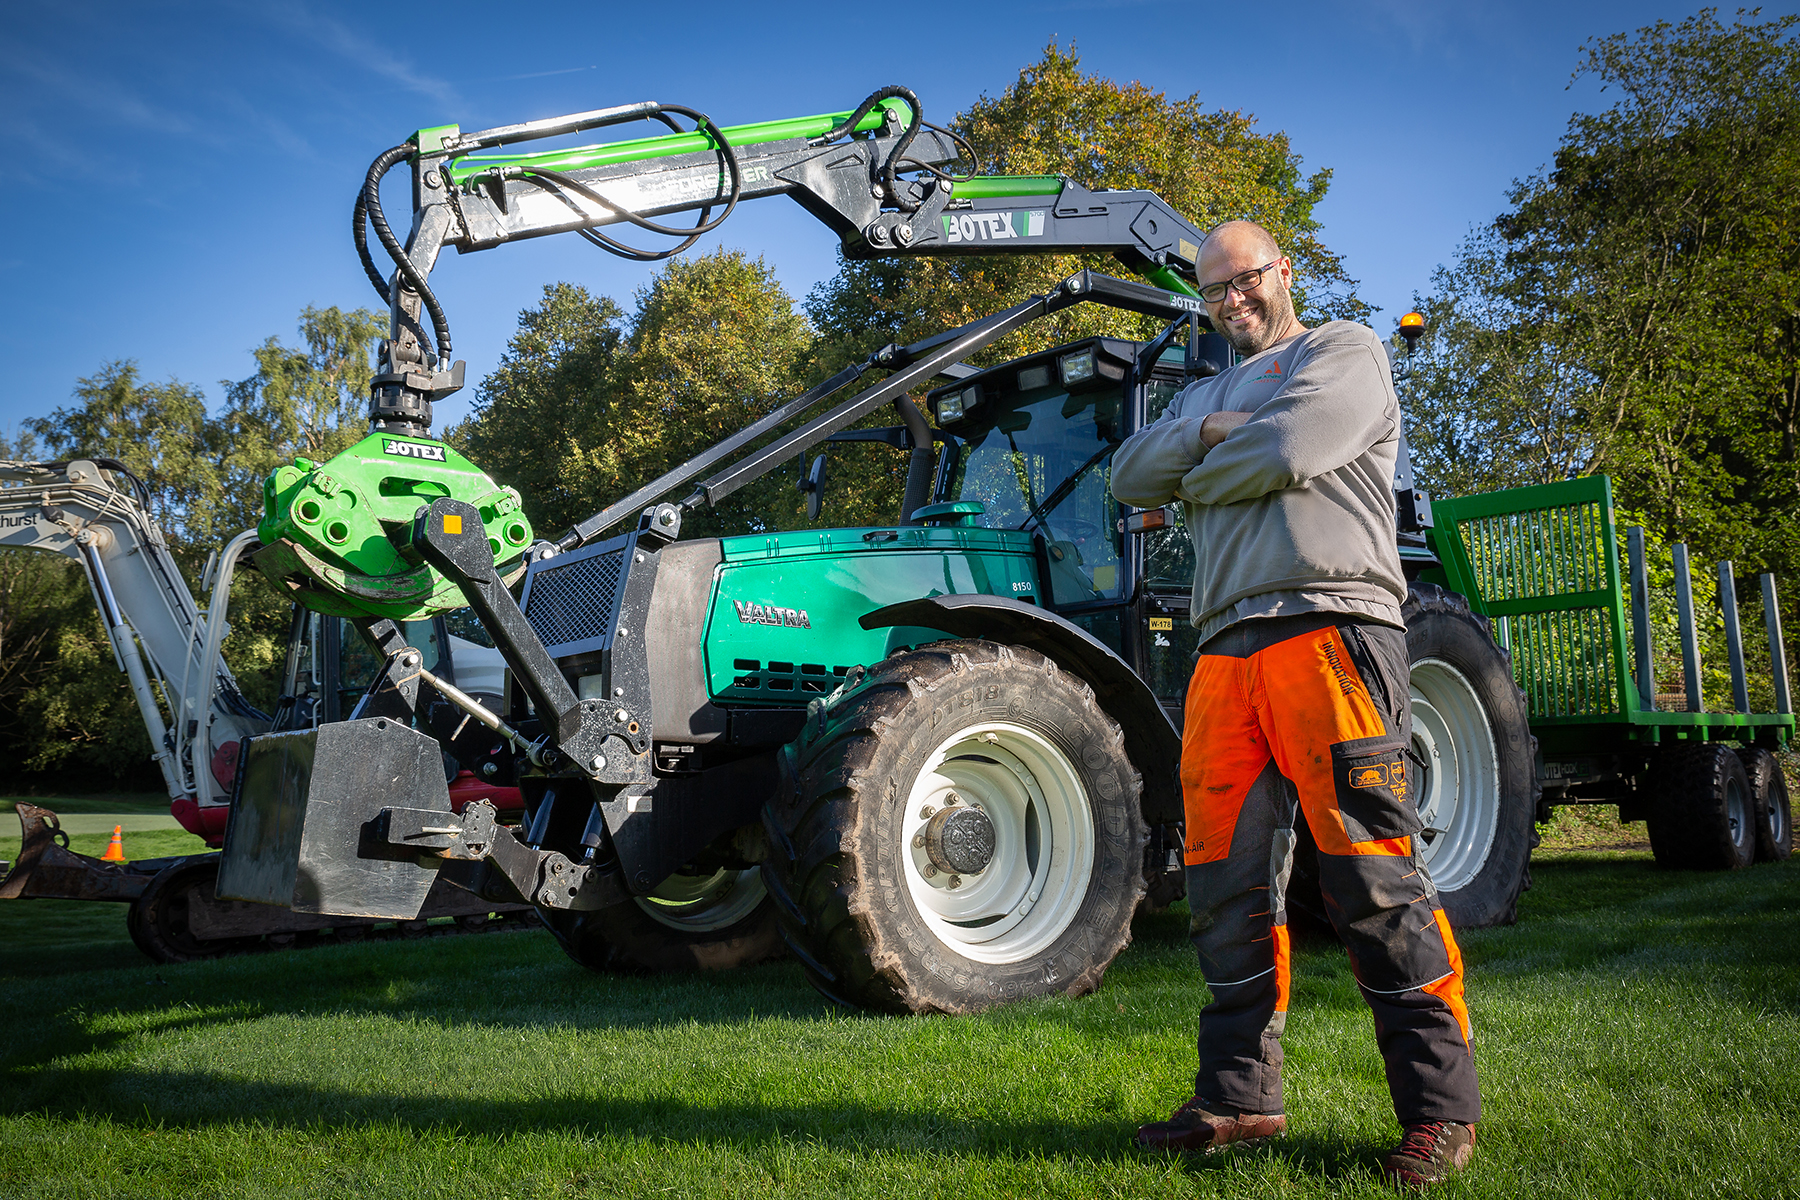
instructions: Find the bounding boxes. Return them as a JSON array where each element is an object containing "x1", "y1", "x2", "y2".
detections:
[{"x1": 254, "y1": 432, "x2": 531, "y2": 621}]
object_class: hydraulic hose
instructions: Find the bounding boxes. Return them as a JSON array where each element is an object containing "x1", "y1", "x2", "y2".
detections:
[
  {"x1": 357, "y1": 143, "x2": 454, "y2": 362},
  {"x1": 46, "y1": 457, "x2": 152, "y2": 510},
  {"x1": 901, "y1": 120, "x2": 981, "y2": 184},
  {"x1": 822, "y1": 85, "x2": 923, "y2": 211},
  {"x1": 488, "y1": 103, "x2": 743, "y2": 262}
]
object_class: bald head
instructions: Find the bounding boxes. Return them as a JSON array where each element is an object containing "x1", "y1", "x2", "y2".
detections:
[
  {"x1": 1201, "y1": 220, "x2": 1281, "y2": 270},
  {"x1": 1196, "y1": 220, "x2": 1304, "y2": 356}
]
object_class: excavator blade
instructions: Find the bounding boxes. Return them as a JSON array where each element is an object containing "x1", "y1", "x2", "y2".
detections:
[
  {"x1": 216, "y1": 717, "x2": 453, "y2": 920},
  {"x1": 0, "y1": 803, "x2": 164, "y2": 902}
]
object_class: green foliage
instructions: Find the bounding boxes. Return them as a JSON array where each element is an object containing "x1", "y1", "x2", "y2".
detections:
[
  {"x1": 0, "y1": 534, "x2": 142, "y2": 781},
  {"x1": 25, "y1": 362, "x2": 224, "y2": 549},
  {"x1": 1405, "y1": 9, "x2": 1800, "y2": 613},
  {"x1": 449, "y1": 282, "x2": 628, "y2": 535},
  {"x1": 219, "y1": 305, "x2": 387, "y2": 540},
  {"x1": 591, "y1": 251, "x2": 817, "y2": 538},
  {"x1": 1, "y1": 308, "x2": 385, "y2": 787},
  {"x1": 808, "y1": 43, "x2": 1366, "y2": 377},
  {"x1": 454, "y1": 253, "x2": 916, "y2": 538}
]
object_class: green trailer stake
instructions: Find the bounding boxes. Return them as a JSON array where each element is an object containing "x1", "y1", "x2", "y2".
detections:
[{"x1": 1427, "y1": 474, "x2": 1795, "y2": 869}]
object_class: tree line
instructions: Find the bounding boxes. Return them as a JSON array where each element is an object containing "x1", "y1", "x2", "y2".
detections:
[
  {"x1": 0, "y1": 307, "x2": 387, "y2": 783},
  {"x1": 1401, "y1": 8, "x2": 1800, "y2": 709}
]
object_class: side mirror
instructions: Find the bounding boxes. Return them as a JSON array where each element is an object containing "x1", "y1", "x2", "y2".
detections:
[
  {"x1": 1188, "y1": 332, "x2": 1232, "y2": 379},
  {"x1": 798, "y1": 454, "x2": 829, "y2": 521}
]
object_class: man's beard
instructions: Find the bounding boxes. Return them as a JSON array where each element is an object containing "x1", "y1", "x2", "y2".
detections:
[{"x1": 1223, "y1": 284, "x2": 1298, "y2": 356}]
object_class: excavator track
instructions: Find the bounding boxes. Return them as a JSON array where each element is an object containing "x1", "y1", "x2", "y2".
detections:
[{"x1": 3, "y1": 803, "x2": 541, "y2": 964}]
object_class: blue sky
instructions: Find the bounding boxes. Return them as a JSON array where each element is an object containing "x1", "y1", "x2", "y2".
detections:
[{"x1": 3, "y1": 1, "x2": 1790, "y2": 441}]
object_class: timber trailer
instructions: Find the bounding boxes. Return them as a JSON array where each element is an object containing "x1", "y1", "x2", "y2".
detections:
[
  {"x1": 165, "y1": 84, "x2": 1788, "y2": 1013},
  {"x1": 0, "y1": 459, "x2": 541, "y2": 960}
]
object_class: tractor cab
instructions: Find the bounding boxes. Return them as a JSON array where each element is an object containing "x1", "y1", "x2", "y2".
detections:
[{"x1": 925, "y1": 334, "x2": 1209, "y2": 731}]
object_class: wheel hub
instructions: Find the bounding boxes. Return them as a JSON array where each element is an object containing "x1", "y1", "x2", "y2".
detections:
[
  {"x1": 923, "y1": 799, "x2": 996, "y2": 875},
  {"x1": 899, "y1": 721, "x2": 1097, "y2": 964}
]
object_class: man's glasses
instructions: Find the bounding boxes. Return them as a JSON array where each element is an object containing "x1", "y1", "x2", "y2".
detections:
[{"x1": 1199, "y1": 261, "x2": 1280, "y2": 304}]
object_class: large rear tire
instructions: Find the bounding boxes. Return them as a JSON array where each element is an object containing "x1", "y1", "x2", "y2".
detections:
[
  {"x1": 764, "y1": 640, "x2": 1147, "y2": 1014},
  {"x1": 1740, "y1": 747, "x2": 1793, "y2": 863},
  {"x1": 541, "y1": 867, "x2": 785, "y2": 973},
  {"x1": 1403, "y1": 584, "x2": 1539, "y2": 928}
]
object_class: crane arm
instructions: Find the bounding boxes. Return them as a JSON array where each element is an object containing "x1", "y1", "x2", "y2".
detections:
[{"x1": 359, "y1": 88, "x2": 1211, "y2": 431}]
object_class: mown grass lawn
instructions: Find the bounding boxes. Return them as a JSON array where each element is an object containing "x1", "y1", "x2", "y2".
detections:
[{"x1": 0, "y1": 804, "x2": 1794, "y2": 1199}]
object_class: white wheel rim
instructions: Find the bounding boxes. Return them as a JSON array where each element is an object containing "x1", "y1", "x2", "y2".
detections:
[
  {"x1": 900, "y1": 721, "x2": 1095, "y2": 965},
  {"x1": 1410, "y1": 658, "x2": 1501, "y2": 892},
  {"x1": 634, "y1": 867, "x2": 766, "y2": 934}
]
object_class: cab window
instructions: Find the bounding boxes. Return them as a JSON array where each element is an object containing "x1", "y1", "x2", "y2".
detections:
[{"x1": 948, "y1": 384, "x2": 1123, "y2": 606}]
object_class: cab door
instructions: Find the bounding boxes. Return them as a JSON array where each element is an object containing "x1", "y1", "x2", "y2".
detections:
[{"x1": 1123, "y1": 356, "x2": 1209, "y2": 734}]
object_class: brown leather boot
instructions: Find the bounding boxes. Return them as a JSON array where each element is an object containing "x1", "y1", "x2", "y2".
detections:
[
  {"x1": 1381, "y1": 1121, "x2": 1476, "y2": 1186},
  {"x1": 1135, "y1": 1097, "x2": 1288, "y2": 1153}
]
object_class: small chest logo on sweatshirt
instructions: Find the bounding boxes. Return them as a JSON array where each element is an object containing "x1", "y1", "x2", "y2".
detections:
[{"x1": 1256, "y1": 360, "x2": 1284, "y2": 381}]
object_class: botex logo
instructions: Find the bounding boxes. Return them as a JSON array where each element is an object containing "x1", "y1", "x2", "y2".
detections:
[
  {"x1": 733, "y1": 600, "x2": 811, "y2": 629},
  {"x1": 383, "y1": 440, "x2": 447, "y2": 462},
  {"x1": 942, "y1": 210, "x2": 1046, "y2": 244}
]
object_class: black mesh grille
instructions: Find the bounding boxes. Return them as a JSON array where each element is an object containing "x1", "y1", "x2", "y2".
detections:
[{"x1": 523, "y1": 549, "x2": 625, "y2": 649}]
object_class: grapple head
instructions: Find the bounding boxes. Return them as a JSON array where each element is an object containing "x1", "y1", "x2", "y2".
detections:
[{"x1": 253, "y1": 432, "x2": 532, "y2": 621}]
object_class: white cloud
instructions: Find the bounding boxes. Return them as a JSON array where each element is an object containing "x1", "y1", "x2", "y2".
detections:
[{"x1": 260, "y1": 0, "x2": 460, "y2": 107}]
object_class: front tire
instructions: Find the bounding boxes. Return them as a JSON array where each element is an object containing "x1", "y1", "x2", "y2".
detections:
[
  {"x1": 764, "y1": 640, "x2": 1147, "y2": 1014},
  {"x1": 541, "y1": 867, "x2": 784, "y2": 973}
]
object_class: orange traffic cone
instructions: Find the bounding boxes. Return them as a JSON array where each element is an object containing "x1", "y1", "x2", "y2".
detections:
[{"x1": 101, "y1": 825, "x2": 126, "y2": 862}]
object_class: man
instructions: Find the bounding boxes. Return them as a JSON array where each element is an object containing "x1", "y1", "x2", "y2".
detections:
[{"x1": 1110, "y1": 221, "x2": 1479, "y2": 1187}]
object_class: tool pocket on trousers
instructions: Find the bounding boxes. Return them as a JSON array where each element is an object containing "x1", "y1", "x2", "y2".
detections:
[{"x1": 1330, "y1": 735, "x2": 1420, "y2": 842}]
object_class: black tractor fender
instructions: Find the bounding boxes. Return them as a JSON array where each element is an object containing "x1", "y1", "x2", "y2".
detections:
[{"x1": 860, "y1": 595, "x2": 1182, "y2": 824}]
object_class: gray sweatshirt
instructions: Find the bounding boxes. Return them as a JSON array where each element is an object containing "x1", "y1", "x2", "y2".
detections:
[{"x1": 1111, "y1": 320, "x2": 1406, "y2": 645}]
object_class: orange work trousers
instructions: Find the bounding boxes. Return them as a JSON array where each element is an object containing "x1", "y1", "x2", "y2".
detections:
[{"x1": 1180, "y1": 612, "x2": 1479, "y2": 1125}]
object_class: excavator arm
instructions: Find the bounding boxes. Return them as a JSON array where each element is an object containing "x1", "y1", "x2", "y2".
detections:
[
  {"x1": 0, "y1": 459, "x2": 268, "y2": 818},
  {"x1": 0, "y1": 459, "x2": 271, "y2": 909}
]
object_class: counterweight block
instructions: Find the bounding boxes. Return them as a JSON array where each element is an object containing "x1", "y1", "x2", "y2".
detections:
[{"x1": 217, "y1": 718, "x2": 453, "y2": 920}]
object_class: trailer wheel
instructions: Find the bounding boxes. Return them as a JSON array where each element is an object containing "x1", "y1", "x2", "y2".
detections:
[
  {"x1": 764, "y1": 640, "x2": 1147, "y2": 1014},
  {"x1": 1652, "y1": 743, "x2": 1757, "y2": 870},
  {"x1": 127, "y1": 858, "x2": 253, "y2": 963},
  {"x1": 1403, "y1": 584, "x2": 1539, "y2": 928},
  {"x1": 541, "y1": 868, "x2": 784, "y2": 973},
  {"x1": 1739, "y1": 748, "x2": 1793, "y2": 863}
]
